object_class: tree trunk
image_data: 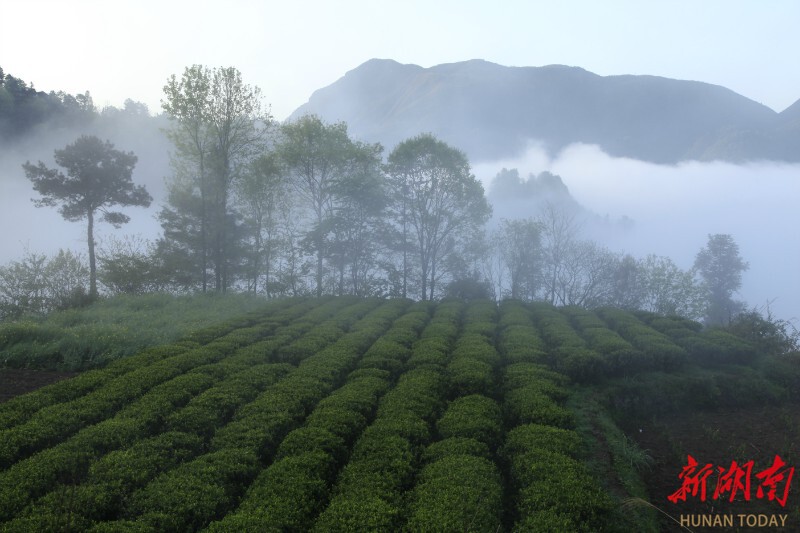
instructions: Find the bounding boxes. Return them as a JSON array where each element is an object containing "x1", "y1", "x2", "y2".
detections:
[
  {"x1": 87, "y1": 210, "x2": 97, "y2": 299},
  {"x1": 200, "y1": 156, "x2": 208, "y2": 293}
]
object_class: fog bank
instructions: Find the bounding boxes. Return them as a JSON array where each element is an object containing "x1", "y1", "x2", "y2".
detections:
[{"x1": 475, "y1": 142, "x2": 800, "y2": 320}]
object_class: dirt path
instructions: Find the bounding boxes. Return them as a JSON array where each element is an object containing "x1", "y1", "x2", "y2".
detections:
[{"x1": 0, "y1": 368, "x2": 78, "y2": 402}]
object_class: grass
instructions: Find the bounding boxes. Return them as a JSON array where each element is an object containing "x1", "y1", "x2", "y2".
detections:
[
  {"x1": 0, "y1": 293, "x2": 276, "y2": 370},
  {"x1": 568, "y1": 387, "x2": 661, "y2": 533}
]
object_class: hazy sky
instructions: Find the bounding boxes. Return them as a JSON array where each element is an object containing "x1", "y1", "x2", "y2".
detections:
[{"x1": 2, "y1": 0, "x2": 799, "y2": 120}]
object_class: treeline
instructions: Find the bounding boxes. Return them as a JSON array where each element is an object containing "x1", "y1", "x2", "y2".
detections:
[
  {"x1": 0, "y1": 65, "x2": 154, "y2": 140},
  {"x1": 0, "y1": 66, "x2": 97, "y2": 138},
  {"x1": 0, "y1": 65, "x2": 752, "y2": 326}
]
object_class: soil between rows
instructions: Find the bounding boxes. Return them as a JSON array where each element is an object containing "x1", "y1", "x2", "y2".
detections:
[{"x1": 0, "y1": 368, "x2": 79, "y2": 403}]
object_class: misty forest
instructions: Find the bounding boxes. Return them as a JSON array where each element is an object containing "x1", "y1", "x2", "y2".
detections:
[
  {"x1": 0, "y1": 65, "x2": 769, "y2": 323},
  {"x1": 1, "y1": 63, "x2": 799, "y2": 532}
]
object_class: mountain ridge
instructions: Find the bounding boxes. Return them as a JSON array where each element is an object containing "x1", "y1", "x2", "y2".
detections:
[{"x1": 289, "y1": 58, "x2": 799, "y2": 164}]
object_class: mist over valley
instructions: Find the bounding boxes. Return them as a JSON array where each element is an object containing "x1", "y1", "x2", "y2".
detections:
[{"x1": 1, "y1": 58, "x2": 798, "y2": 320}]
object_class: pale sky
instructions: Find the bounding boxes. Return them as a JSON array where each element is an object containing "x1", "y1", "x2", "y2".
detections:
[{"x1": 2, "y1": 0, "x2": 799, "y2": 120}]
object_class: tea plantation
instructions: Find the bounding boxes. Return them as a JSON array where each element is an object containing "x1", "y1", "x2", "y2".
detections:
[{"x1": 0, "y1": 296, "x2": 795, "y2": 531}]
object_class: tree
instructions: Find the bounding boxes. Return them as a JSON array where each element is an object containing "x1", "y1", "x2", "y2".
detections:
[
  {"x1": 278, "y1": 115, "x2": 373, "y2": 296},
  {"x1": 638, "y1": 254, "x2": 706, "y2": 319},
  {"x1": 23, "y1": 135, "x2": 151, "y2": 298},
  {"x1": 162, "y1": 65, "x2": 214, "y2": 291},
  {"x1": 235, "y1": 152, "x2": 290, "y2": 295},
  {"x1": 496, "y1": 218, "x2": 543, "y2": 300},
  {"x1": 694, "y1": 233, "x2": 749, "y2": 325},
  {"x1": 387, "y1": 134, "x2": 491, "y2": 300},
  {"x1": 161, "y1": 65, "x2": 269, "y2": 292},
  {"x1": 538, "y1": 202, "x2": 582, "y2": 305},
  {"x1": 555, "y1": 240, "x2": 619, "y2": 307},
  {"x1": 324, "y1": 144, "x2": 387, "y2": 296}
]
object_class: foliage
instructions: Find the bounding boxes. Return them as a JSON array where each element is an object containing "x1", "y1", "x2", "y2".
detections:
[
  {"x1": 279, "y1": 114, "x2": 385, "y2": 297},
  {"x1": 0, "y1": 67, "x2": 96, "y2": 138},
  {"x1": 0, "y1": 248, "x2": 90, "y2": 320},
  {"x1": 694, "y1": 233, "x2": 749, "y2": 325},
  {"x1": 23, "y1": 135, "x2": 152, "y2": 298},
  {"x1": 386, "y1": 133, "x2": 491, "y2": 300},
  {"x1": 160, "y1": 65, "x2": 269, "y2": 293},
  {"x1": 405, "y1": 455, "x2": 503, "y2": 532},
  {"x1": 724, "y1": 306, "x2": 799, "y2": 356},
  {"x1": 0, "y1": 296, "x2": 789, "y2": 531},
  {"x1": 0, "y1": 293, "x2": 279, "y2": 370},
  {"x1": 496, "y1": 217, "x2": 544, "y2": 300}
]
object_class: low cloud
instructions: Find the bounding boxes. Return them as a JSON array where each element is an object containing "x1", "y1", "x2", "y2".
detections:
[{"x1": 475, "y1": 142, "x2": 800, "y2": 320}]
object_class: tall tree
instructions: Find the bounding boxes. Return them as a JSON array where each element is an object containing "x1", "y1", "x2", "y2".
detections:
[
  {"x1": 162, "y1": 65, "x2": 213, "y2": 291},
  {"x1": 324, "y1": 142, "x2": 387, "y2": 296},
  {"x1": 387, "y1": 134, "x2": 491, "y2": 300},
  {"x1": 161, "y1": 65, "x2": 269, "y2": 292},
  {"x1": 278, "y1": 115, "x2": 371, "y2": 296},
  {"x1": 23, "y1": 135, "x2": 151, "y2": 298},
  {"x1": 235, "y1": 152, "x2": 289, "y2": 296},
  {"x1": 496, "y1": 218, "x2": 543, "y2": 300},
  {"x1": 694, "y1": 233, "x2": 749, "y2": 325},
  {"x1": 538, "y1": 202, "x2": 582, "y2": 305}
]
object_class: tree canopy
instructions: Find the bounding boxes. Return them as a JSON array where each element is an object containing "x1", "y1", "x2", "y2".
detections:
[
  {"x1": 387, "y1": 134, "x2": 491, "y2": 300},
  {"x1": 23, "y1": 135, "x2": 151, "y2": 297},
  {"x1": 694, "y1": 233, "x2": 749, "y2": 325}
]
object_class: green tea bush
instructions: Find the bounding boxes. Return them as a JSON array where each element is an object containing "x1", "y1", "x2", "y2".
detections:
[
  {"x1": 422, "y1": 436, "x2": 491, "y2": 462},
  {"x1": 692, "y1": 329, "x2": 759, "y2": 364},
  {"x1": 276, "y1": 426, "x2": 347, "y2": 463},
  {"x1": 312, "y1": 492, "x2": 400, "y2": 532},
  {"x1": 598, "y1": 307, "x2": 688, "y2": 371},
  {"x1": 405, "y1": 455, "x2": 503, "y2": 532},
  {"x1": 127, "y1": 448, "x2": 261, "y2": 531},
  {"x1": 502, "y1": 423, "x2": 581, "y2": 459},
  {"x1": 504, "y1": 362, "x2": 570, "y2": 398},
  {"x1": 437, "y1": 394, "x2": 502, "y2": 448},
  {"x1": 762, "y1": 352, "x2": 800, "y2": 395},
  {"x1": 447, "y1": 357, "x2": 495, "y2": 397},
  {"x1": 504, "y1": 386, "x2": 574, "y2": 428},
  {"x1": 509, "y1": 449, "x2": 613, "y2": 531},
  {"x1": 554, "y1": 347, "x2": 608, "y2": 383},
  {"x1": 499, "y1": 300, "x2": 531, "y2": 328}
]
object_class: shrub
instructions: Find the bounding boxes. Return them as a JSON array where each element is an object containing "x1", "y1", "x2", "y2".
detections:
[
  {"x1": 504, "y1": 362, "x2": 570, "y2": 395},
  {"x1": 447, "y1": 357, "x2": 495, "y2": 397},
  {"x1": 510, "y1": 450, "x2": 613, "y2": 531},
  {"x1": 126, "y1": 448, "x2": 260, "y2": 531},
  {"x1": 276, "y1": 427, "x2": 346, "y2": 463},
  {"x1": 437, "y1": 395, "x2": 502, "y2": 448},
  {"x1": 504, "y1": 386, "x2": 574, "y2": 428},
  {"x1": 422, "y1": 437, "x2": 491, "y2": 462},
  {"x1": 553, "y1": 347, "x2": 607, "y2": 383},
  {"x1": 312, "y1": 493, "x2": 400, "y2": 532},
  {"x1": 218, "y1": 450, "x2": 333, "y2": 532},
  {"x1": 502, "y1": 424, "x2": 581, "y2": 459},
  {"x1": 405, "y1": 455, "x2": 503, "y2": 533}
]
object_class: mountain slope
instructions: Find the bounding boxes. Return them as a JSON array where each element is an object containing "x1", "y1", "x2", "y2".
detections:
[{"x1": 289, "y1": 59, "x2": 797, "y2": 164}]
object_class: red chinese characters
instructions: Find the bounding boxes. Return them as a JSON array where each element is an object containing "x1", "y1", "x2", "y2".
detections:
[{"x1": 668, "y1": 455, "x2": 794, "y2": 507}]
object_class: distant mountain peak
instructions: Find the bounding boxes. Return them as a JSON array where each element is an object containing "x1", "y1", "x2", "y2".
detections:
[{"x1": 289, "y1": 59, "x2": 799, "y2": 164}]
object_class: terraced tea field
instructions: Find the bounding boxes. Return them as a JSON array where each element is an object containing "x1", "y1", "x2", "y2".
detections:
[{"x1": 0, "y1": 297, "x2": 786, "y2": 531}]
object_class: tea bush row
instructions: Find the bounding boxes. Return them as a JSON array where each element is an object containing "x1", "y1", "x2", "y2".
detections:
[
  {"x1": 0, "y1": 299, "x2": 392, "y2": 525},
  {"x1": 0, "y1": 298, "x2": 320, "y2": 431},
  {"x1": 597, "y1": 307, "x2": 688, "y2": 371},
  {"x1": 96, "y1": 300, "x2": 408, "y2": 531},
  {"x1": 310, "y1": 302, "x2": 464, "y2": 531}
]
